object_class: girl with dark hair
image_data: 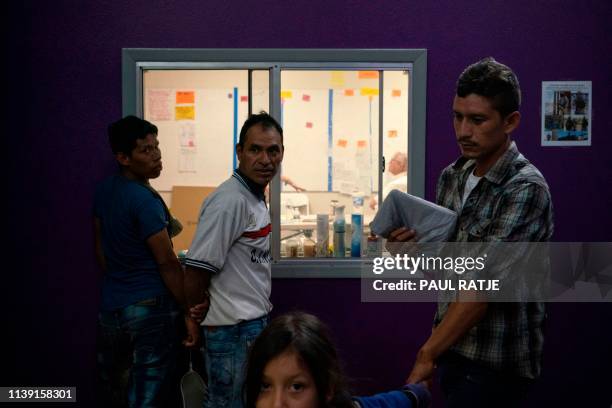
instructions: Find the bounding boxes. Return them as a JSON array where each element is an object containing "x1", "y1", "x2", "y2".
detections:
[{"x1": 244, "y1": 312, "x2": 430, "y2": 408}]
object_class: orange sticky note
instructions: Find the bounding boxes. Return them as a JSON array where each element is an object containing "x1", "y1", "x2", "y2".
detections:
[
  {"x1": 337, "y1": 139, "x2": 348, "y2": 148},
  {"x1": 357, "y1": 140, "x2": 367, "y2": 148},
  {"x1": 392, "y1": 89, "x2": 402, "y2": 97},
  {"x1": 358, "y1": 71, "x2": 379, "y2": 79},
  {"x1": 344, "y1": 89, "x2": 354, "y2": 96},
  {"x1": 175, "y1": 106, "x2": 195, "y2": 120},
  {"x1": 388, "y1": 130, "x2": 398, "y2": 138},
  {"x1": 302, "y1": 94, "x2": 311, "y2": 102},
  {"x1": 176, "y1": 91, "x2": 195, "y2": 104}
]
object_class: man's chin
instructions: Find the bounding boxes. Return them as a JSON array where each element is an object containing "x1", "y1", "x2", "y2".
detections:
[{"x1": 460, "y1": 149, "x2": 479, "y2": 159}]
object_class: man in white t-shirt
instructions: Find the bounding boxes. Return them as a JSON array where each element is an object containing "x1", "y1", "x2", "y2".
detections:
[
  {"x1": 183, "y1": 112, "x2": 284, "y2": 408},
  {"x1": 370, "y1": 151, "x2": 408, "y2": 209}
]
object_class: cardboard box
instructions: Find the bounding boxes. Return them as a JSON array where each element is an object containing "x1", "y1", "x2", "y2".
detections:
[{"x1": 170, "y1": 186, "x2": 216, "y2": 254}]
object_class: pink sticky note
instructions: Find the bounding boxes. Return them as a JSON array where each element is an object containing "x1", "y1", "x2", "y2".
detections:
[
  {"x1": 306, "y1": 122, "x2": 313, "y2": 128},
  {"x1": 302, "y1": 94, "x2": 311, "y2": 102},
  {"x1": 240, "y1": 96, "x2": 248, "y2": 102}
]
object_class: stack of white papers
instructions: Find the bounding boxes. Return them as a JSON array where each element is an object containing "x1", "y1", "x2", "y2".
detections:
[{"x1": 370, "y1": 190, "x2": 457, "y2": 242}]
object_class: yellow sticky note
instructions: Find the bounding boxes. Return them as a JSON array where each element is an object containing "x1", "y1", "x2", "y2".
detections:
[
  {"x1": 176, "y1": 91, "x2": 195, "y2": 104},
  {"x1": 360, "y1": 88, "x2": 379, "y2": 96},
  {"x1": 175, "y1": 106, "x2": 195, "y2": 120},
  {"x1": 358, "y1": 71, "x2": 379, "y2": 79},
  {"x1": 281, "y1": 90, "x2": 293, "y2": 99},
  {"x1": 331, "y1": 72, "x2": 345, "y2": 87}
]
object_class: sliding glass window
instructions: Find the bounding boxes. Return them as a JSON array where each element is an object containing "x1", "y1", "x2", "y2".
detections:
[{"x1": 123, "y1": 49, "x2": 426, "y2": 277}]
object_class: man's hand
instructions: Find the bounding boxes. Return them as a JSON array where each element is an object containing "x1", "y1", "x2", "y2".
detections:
[
  {"x1": 406, "y1": 348, "x2": 435, "y2": 388},
  {"x1": 189, "y1": 299, "x2": 210, "y2": 323},
  {"x1": 387, "y1": 227, "x2": 417, "y2": 242},
  {"x1": 385, "y1": 227, "x2": 417, "y2": 256},
  {"x1": 183, "y1": 316, "x2": 201, "y2": 349}
]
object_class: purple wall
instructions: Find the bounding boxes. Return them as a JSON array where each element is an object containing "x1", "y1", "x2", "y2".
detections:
[{"x1": 6, "y1": 1, "x2": 611, "y2": 406}]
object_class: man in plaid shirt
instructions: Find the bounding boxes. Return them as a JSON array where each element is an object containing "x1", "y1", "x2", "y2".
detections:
[{"x1": 391, "y1": 58, "x2": 553, "y2": 407}]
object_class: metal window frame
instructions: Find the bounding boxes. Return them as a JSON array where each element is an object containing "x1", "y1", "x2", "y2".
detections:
[{"x1": 122, "y1": 48, "x2": 427, "y2": 278}]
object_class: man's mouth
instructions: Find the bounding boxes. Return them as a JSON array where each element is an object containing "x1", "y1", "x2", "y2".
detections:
[{"x1": 459, "y1": 142, "x2": 477, "y2": 148}]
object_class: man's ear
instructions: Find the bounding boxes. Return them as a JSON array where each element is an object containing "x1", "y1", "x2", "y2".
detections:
[
  {"x1": 235, "y1": 143, "x2": 243, "y2": 162},
  {"x1": 115, "y1": 152, "x2": 131, "y2": 166},
  {"x1": 504, "y1": 111, "x2": 521, "y2": 134}
]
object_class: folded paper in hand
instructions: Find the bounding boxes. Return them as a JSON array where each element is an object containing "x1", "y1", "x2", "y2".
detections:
[{"x1": 370, "y1": 190, "x2": 457, "y2": 242}]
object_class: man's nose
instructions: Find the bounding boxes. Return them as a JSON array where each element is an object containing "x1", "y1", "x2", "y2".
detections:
[
  {"x1": 457, "y1": 118, "x2": 472, "y2": 138},
  {"x1": 258, "y1": 151, "x2": 272, "y2": 165}
]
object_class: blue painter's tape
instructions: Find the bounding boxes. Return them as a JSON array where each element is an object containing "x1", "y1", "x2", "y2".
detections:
[
  {"x1": 328, "y1": 89, "x2": 333, "y2": 192},
  {"x1": 233, "y1": 87, "x2": 238, "y2": 170}
]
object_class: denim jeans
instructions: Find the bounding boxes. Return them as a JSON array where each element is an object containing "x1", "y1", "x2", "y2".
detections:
[
  {"x1": 438, "y1": 352, "x2": 534, "y2": 408},
  {"x1": 202, "y1": 315, "x2": 269, "y2": 408},
  {"x1": 97, "y1": 295, "x2": 180, "y2": 408}
]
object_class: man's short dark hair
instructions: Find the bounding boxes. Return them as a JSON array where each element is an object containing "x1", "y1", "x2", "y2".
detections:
[
  {"x1": 108, "y1": 115, "x2": 158, "y2": 155},
  {"x1": 456, "y1": 57, "x2": 521, "y2": 117},
  {"x1": 238, "y1": 112, "x2": 283, "y2": 147}
]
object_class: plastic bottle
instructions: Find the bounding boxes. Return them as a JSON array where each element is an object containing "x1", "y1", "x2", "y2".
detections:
[
  {"x1": 316, "y1": 214, "x2": 329, "y2": 257},
  {"x1": 351, "y1": 192, "x2": 364, "y2": 257},
  {"x1": 333, "y1": 205, "x2": 346, "y2": 258}
]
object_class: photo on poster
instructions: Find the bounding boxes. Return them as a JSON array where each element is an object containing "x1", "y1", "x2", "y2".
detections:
[{"x1": 541, "y1": 81, "x2": 591, "y2": 146}]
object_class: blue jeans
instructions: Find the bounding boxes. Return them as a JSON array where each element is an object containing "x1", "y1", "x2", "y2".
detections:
[
  {"x1": 97, "y1": 295, "x2": 180, "y2": 408},
  {"x1": 438, "y1": 352, "x2": 534, "y2": 408},
  {"x1": 203, "y1": 315, "x2": 269, "y2": 408}
]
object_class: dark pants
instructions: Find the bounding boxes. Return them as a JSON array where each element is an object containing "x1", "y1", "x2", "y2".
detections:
[
  {"x1": 97, "y1": 295, "x2": 180, "y2": 408},
  {"x1": 438, "y1": 352, "x2": 534, "y2": 408}
]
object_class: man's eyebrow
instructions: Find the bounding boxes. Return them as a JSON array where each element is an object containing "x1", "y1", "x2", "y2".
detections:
[{"x1": 453, "y1": 110, "x2": 487, "y2": 117}]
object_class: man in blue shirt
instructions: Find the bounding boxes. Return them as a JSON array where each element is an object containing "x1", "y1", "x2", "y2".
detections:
[{"x1": 94, "y1": 116, "x2": 199, "y2": 407}]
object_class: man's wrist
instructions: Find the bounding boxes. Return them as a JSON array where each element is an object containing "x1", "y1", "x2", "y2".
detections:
[{"x1": 417, "y1": 345, "x2": 437, "y2": 362}]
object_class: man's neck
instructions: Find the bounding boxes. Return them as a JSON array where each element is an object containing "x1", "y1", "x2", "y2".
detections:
[
  {"x1": 120, "y1": 169, "x2": 148, "y2": 184},
  {"x1": 473, "y1": 138, "x2": 511, "y2": 177},
  {"x1": 235, "y1": 169, "x2": 266, "y2": 200}
]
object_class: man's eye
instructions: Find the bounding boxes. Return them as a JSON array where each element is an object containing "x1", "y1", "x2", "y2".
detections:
[{"x1": 472, "y1": 118, "x2": 485, "y2": 124}]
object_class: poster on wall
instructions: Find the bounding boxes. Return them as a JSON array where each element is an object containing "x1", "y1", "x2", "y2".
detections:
[{"x1": 541, "y1": 81, "x2": 591, "y2": 146}]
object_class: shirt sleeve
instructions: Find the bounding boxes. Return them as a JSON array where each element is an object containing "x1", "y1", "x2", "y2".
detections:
[
  {"x1": 184, "y1": 194, "x2": 247, "y2": 274},
  {"x1": 134, "y1": 196, "x2": 168, "y2": 241},
  {"x1": 352, "y1": 391, "x2": 413, "y2": 408}
]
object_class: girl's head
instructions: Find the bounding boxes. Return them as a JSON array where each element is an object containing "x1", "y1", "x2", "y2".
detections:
[{"x1": 244, "y1": 312, "x2": 352, "y2": 408}]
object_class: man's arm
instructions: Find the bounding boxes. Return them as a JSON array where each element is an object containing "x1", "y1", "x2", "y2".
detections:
[
  {"x1": 407, "y1": 297, "x2": 487, "y2": 384},
  {"x1": 93, "y1": 217, "x2": 106, "y2": 272},
  {"x1": 184, "y1": 265, "x2": 212, "y2": 319},
  {"x1": 385, "y1": 227, "x2": 488, "y2": 384},
  {"x1": 146, "y1": 229, "x2": 186, "y2": 307}
]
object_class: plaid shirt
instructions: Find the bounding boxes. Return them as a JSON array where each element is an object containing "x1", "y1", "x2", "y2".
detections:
[{"x1": 433, "y1": 141, "x2": 554, "y2": 379}]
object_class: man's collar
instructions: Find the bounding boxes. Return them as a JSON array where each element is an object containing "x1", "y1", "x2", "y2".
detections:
[
  {"x1": 451, "y1": 141, "x2": 521, "y2": 185},
  {"x1": 481, "y1": 141, "x2": 520, "y2": 185},
  {"x1": 233, "y1": 169, "x2": 266, "y2": 201}
]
